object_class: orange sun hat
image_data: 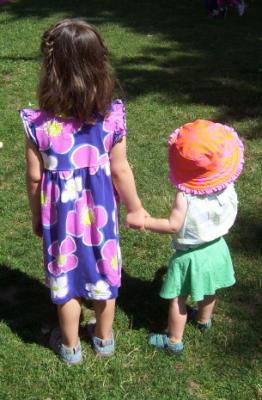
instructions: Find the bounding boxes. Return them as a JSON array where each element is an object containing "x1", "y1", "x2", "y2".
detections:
[{"x1": 168, "y1": 119, "x2": 244, "y2": 194}]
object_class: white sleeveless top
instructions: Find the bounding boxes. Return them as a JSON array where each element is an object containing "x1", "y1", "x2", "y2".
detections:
[{"x1": 172, "y1": 184, "x2": 238, "y2": 250}]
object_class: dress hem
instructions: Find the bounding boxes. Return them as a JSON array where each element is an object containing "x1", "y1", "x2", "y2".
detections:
[{"x1": 159, "y1": 279, "x2": 236, "y2": 302}]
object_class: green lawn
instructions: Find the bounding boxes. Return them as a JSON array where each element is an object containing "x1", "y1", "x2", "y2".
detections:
[{"x1": 0, "y1": 0, "x2": 261, "y2": 399}]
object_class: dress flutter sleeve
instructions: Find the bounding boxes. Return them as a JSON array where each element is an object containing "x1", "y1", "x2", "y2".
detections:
[
  {"x1": 103, "y1": 99, "x2": 128, "y2": 151},
  {"x1": 111, "y1": 99, "x2": 127, "y2": 146},
  {"x1": 19, "y1": 108, "x2": 39, "y2": 147}
]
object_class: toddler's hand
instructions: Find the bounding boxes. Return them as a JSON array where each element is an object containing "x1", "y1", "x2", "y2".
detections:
[{"x1": 125, "y1": 207, "x2": 150, "y2": 230}]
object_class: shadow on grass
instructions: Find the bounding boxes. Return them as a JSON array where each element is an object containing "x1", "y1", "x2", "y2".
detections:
[
  {"x1": 0, "y1": 55, "x2": 40, "y2": 62},
  {"x1": 216, "y1": 282, "x2": 262, "y2": 357},
  {"x1": 0, "y1": 264, "x2": 57, "y2": 346},
  {"x1": 119, "y1": 265, "x2": 262, "y2": 359},
  {"x1": 2, "y1": 0, "x2": 262, "y2": 138},
  {"x1": 228, "y1": 212, "x2": 262, "y2": 256},
  {"x1": 118, "y1": 267, "x2": 168, "y2": 332}
]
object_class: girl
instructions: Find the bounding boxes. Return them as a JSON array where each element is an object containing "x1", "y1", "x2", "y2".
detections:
[
  {"x1": 128, "y1": 119, "x2": 244, "y2": 354},
  {"x1": 20, "y1": 19, "x2": 147, "y2": 364}
]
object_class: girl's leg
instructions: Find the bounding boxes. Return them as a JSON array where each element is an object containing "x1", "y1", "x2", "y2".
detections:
[
  {"x1": 57, "y1": 297, "x2": 82, "y2": 348},
  {"x1": 197, "y1": 295, "x2": 216, "y2": 324},
  {"x1": 93, "y1": 299, "x2": 115, "y2": 340},
  {"x1": 168, "y1": 296, "x2": 187, "y2": 343}
]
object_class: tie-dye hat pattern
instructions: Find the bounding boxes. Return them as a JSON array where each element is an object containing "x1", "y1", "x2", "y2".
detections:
[{"x1": 168, "y1": 119, "x2": 244, "y2": 194}]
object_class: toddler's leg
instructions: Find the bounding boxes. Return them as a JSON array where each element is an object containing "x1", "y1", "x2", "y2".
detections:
[
  {"x1": 93, "y1": 299, "x2": 115, "y2": 340},
  {"x1": 168, "y1": 296, "x2": 187, "y2": 343},
  {"x1": 57, "y1": 297, "x2": 82, "y2": 347},
  {"x1": 148, "y1": 296, "x2": 186, "y2": 354},
  {"x1": 197, "y1": 295, "x2": 216, "y2": 324}
]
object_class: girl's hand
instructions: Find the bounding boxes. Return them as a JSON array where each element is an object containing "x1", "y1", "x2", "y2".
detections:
[
  {"x1": 32, "y1": 215, "x2": 43, "y2": 237},
  {"x1": 125, "y1": 208, "x2": 150, "y2": 230}
]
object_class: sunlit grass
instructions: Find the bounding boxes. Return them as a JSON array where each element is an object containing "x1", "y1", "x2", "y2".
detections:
[{"x1": 0, "y1": 0, "x2": 261, "y2": 399}]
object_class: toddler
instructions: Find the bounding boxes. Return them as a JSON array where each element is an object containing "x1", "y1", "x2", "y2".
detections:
[
  {"x1": 20, "y1": 19, "x2": 147, "y2": 364},
  {"x1": 128, "y1": 119, "x2": 244, "y2": 354}
]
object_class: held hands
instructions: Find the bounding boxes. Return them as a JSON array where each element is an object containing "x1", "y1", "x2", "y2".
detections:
[{"x1": 125, "y1": 207, "x2": 150, "y2": 231}]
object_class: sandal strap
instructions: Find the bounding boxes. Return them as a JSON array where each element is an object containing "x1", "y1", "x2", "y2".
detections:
[
  {"x1": 149, "y1": 333, "x2": 184, "y2": 353},
  {"x1": 148, "y1": 334, "x2": 169, "y2": 348}
]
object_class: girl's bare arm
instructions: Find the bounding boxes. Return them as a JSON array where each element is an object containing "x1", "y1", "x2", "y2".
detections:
[
  {"x1": 144, "y1": 191, "x2": 187, "y2": 234},
  {"x1": 25, "y1": 138, "x2": 43, "y2": 236},
  {"x1": 110, "y1": 136, "x2": 148, "y2": 227}
]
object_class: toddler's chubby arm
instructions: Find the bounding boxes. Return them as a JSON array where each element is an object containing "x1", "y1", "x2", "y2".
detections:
[
  {"x1": 144, "y1": 191, "x2": 187, "y2": 234},
  {"x1": 110, "y1": 137, "x2": 149, "y2": 228},
  {"x1": 25, "y1": 138, "x2": 43, "y2": 237}
]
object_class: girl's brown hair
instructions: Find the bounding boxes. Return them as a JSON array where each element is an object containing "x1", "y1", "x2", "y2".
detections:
[{"x1": 38, "y1": 19, "x2": 115, "y2": 122}]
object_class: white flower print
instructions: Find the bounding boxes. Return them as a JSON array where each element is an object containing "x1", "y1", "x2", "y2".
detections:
[
  {"x1": 102, "y1": 161, "x2": 111, "y2": 176},
  {"x1": 50, "y1": 275, "x2": 69, "y2": 300},
  {"x1": 61, "y1": 177, "x2": 82, "y2": 203},
  {"x1": 41, "y1": 153, "x2": 58, "y2": 170},
  {"x1": 85, "y1": 280, "x2": 112, "y2": 300},
  {"x1": 112, "y1": 210, "x2": 117, "y2": 235},
  {"x1": 117, "y1": 243, "x2": 122, "y2": 267}
]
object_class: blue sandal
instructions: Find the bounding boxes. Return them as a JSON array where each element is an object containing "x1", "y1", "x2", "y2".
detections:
[
  {"x1": 49, "y1": 328, "x2": 83, "y2": 365},
  {"x1": 148, "y1": 334, "x2": 184, "y2": 354},
  {"x1": 87, "y1": 319, "x2": 115, "y2": 357},
  {"x1": 187, "y1": 307, "x2": 212, "y2": 331}
]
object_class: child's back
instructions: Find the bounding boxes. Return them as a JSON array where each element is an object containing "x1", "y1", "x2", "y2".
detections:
[
  {"x1": 20, "y1": 19, "x2": 148, "y2": 364},
  {"x1": 173, "y1": 184, "x2": 238, "y2": 249},
  {"x1": 128, "y1": 119, "x2": 244, "y2": 356},
  {"x1": 20, "y1": 99, "x2": 126, "y2": 302}
]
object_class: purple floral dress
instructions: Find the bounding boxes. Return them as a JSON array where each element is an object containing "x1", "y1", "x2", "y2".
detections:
[{"x1": 20, "y1": 100, "x2": 126, "y2": 304}]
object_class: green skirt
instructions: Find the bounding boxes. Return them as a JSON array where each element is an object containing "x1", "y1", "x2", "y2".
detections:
[{"x1": 160, "y1": 238, "x2": 235, "y2": 302}]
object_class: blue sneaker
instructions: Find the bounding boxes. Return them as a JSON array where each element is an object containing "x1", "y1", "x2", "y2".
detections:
[
  {"x1": 87, "y1": 320, "x2": 115, "y2": 357},
  {"x1": 49, "y1": 328, "x2": 82, "y2": 364},
  {"x1": 148, "y1": 333, "x2": 184, "y2": 354}
]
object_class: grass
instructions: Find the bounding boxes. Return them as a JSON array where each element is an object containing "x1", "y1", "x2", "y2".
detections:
[{"x1": 0, "y1": 0, "x2": 262, "y2": 399}]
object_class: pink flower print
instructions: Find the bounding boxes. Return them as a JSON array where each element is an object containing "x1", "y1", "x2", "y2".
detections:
[
  {"x1": 36, "y1": 119, "x2": 82, "y2": 154},
  {"x1": 71, "y1": 144, "x2": 109, "y2": 175},
  {"x1": 103, "y1": 101, "x2": 126, "y2": 135},
  {"x1": 48, "y1": 236, "x2": 78, "y2": 276},
  {"x1": 41, "y1": 182, "x2": 60, "y2": 226},
  {"x1": 103, "y1": 133, "x2": 114, "y2": 152},
  {"x1": 59, "y1": 171, "x2": 73, "y2": 180},
  {"x1": 97, "y1": 240, "x2": 120, "y2": 286},
  {"x1": 66, "y1": 190, "x2": 108, "y2": 246}
]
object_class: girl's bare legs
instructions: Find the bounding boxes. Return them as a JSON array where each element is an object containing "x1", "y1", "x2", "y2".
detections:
[
  {"x1": 168, "y1": 296, "x2": 187, "y2": 343},
  {"x1": 57, "y1": 297, "x2": 82, "y2": 348},
  {"x1": 197, "y1": 295, "x2": 216, "y2": 324},
  {"x1": 93, "y1": 299, "x2": 115, "y2": 340}
]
